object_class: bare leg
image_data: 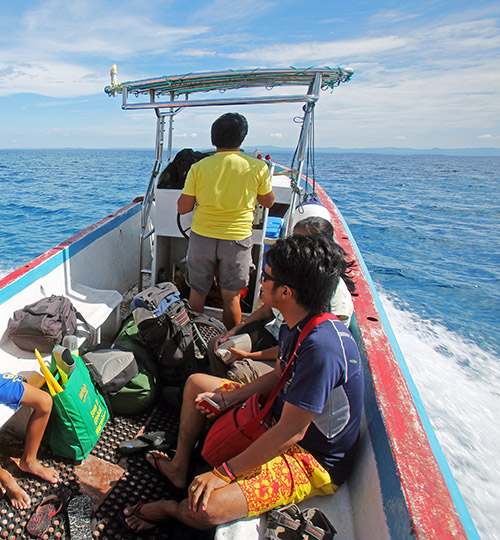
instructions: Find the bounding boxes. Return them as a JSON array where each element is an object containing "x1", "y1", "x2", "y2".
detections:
[
  {"x1": 16, "y1": 384, "x2": 59, "y2": 484},
  {"x1": 146, "y1": 373, "x2": 223, "y2": 489},
  {"x1": 0, "y1": 466, "x2": 31, "y2": 509},
  {"x1": 189, "y1": 289, "x2": 207, "y2": 314},
  {"x1": 220, "y1": 288, "x2": 241, "y2": 330},
  {"x1": 124, "y1": 482, "x2": 248, "y2": 531}
]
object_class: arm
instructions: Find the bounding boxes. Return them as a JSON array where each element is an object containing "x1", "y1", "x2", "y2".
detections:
[
  {"x1": 196, "y1": 360, "x2": 281, "y2": 416},
  {"x1": 214, "y1": 303, "x2": 275, "y2": 349},
  {"x1": 229, "y1": 345, "x2": 279, "y2": 363},
  {"x1": 228, "y1": 401, "x2": 315, "y2": 475},
  {"x1": 257, "y1": 190, "x2": 275, "y2": 208},
  {"x1": 177, "y1": 193, "x2": 196, "y2": 214}
]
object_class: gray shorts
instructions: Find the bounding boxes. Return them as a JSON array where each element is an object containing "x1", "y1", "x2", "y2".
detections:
[{"x1": 186, "y1": 231, "x2": 254, "y2": 295}]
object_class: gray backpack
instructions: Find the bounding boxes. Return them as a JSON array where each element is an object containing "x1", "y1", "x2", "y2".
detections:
[
  {"x1": 82, "y1": 348, "x2": 139, "y2": 416},
  {"x1": 7, "y1": 295, "x2": 97, "y2": 353}
]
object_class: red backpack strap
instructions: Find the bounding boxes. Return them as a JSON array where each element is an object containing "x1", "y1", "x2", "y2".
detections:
[{"x1": 256, "y1": 312, "x2": 337, "y2": 420}]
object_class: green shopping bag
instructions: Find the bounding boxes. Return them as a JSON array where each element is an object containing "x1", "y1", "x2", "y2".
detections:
[{"x1": 45, "y1": 351, "x2": 109, "y2": 461}]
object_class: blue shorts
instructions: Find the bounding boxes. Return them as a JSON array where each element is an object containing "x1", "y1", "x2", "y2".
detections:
[{"x1": 0, "y1": 373, "x2": 26, "y2": 410}]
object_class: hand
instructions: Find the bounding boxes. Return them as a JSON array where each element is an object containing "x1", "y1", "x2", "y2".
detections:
[
  {"x1": 188, "y1": 470, "x2": 228, "y2": 512},
  {"x1": 228, "y1": 347, "x2": 252, "y2": 362},
  {"x1": 213, "y1": 328, "x2": 238, "y2": 351},
  {"x1": 195, "y1": 391, "x2": 227, "y2": 419}
]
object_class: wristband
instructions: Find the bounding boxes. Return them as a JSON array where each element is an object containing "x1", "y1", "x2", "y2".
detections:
[
  {"x1": 212, "y1": 467, "x2": 231, "y2": 483},
  {"x1": 222, "y1": 461, "x2": 236, "y2": 481}
]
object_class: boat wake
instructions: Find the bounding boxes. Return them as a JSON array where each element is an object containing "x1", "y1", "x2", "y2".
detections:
[{"x1": 378, "y1": 287, "x2": 499, "y2": 540}]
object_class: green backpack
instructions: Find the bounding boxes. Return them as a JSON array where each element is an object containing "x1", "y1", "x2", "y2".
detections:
[{"x1": 110, "y1": 316, "x2": 159, "y2": 414}]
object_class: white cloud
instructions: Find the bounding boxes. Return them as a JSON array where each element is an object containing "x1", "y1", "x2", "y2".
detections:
[
  {"x1": 225, "y1": 36, "x2": 409, "y2": 63},
  {"x1": 270, "y1": 133, "x2": 283, "y2": 139},
  {"x1": 370, "y1": 9, "x2": 419, "y2": 24},
  {"x1": 192, "y1": 0, "x2": 275, "y2": 22},
  {"x1": 0, "y1": 61, "x2": 103, "y2": 97}
]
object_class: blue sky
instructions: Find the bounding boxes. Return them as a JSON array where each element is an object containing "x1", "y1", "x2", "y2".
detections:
[{"x1": 0, "y1": 0, "x2": 499, "y2": 150}]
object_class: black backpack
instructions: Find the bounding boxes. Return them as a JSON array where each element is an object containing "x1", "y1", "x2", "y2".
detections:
[
  {"x1": 131, "y1": 282, "x2": 227, "y2": 388},
  {"x1": 157, "y1": 148, "x2": 213, "y2": 189},
  {"x1": 7, "y1": 295, "x2": 97, "y2": 353}
]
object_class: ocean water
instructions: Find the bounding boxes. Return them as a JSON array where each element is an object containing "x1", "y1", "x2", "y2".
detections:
[{"x1": 0, "y1": 149, "x2": 499, "y2": 538}]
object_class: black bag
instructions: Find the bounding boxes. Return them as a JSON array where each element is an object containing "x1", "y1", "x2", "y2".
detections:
[
  {"x1": 131, "y1": 282, "x2": 227, "y2": 388},
  {"x1": 7, "y1": 295, "x2": 97, "y2": 353},
  {"x1": 157, "y1": 148, "x2": 212, "y2": 189}
]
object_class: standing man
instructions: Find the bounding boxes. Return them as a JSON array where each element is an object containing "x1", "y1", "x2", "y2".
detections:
[
  {"x1": 177, "y1": 113, "x2": 275, "y2": 329},
  {"x1": 124, "y1": 235, "x2": 364, "y2": 532}
]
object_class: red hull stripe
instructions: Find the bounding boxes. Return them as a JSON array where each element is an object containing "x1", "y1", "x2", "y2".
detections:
[{"x1": 312, "y1": 180, "x2": 475, "y2": 539}]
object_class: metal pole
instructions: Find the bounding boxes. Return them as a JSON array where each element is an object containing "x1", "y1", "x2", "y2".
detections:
[{"x1": 285, "y1": 73, "x2": 321, "y2": 235}]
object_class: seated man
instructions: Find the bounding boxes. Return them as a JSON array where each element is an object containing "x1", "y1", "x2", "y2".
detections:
[
  {"x1": 124, "y1": 234, "x2": 364, "y2": 532},
  {"x1": 207, "y1": 216, "x2": 356, "y2": 383}
]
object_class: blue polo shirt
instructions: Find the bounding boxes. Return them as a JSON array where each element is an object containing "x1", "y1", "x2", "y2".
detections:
[{"x1": 272, "y1": 314, "x2": 364, "y2": 484}]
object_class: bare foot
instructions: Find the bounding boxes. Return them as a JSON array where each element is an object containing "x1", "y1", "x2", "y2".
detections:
[
  {"x1": 0, "y1": 470, "x2": 31, "y2": 509},
  {"x1": 17, "y1": 458, "x2": 60, "y2": 484},
  {"x1": 146, "y1": 451, "x2": 187, "y2": 489},
  {"x1": 124, "y1": 501, "x2": 171, "y2": 531}
]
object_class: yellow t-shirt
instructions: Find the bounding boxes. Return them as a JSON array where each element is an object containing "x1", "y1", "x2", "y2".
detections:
[{"x1": 182, "y1": 151, "x2": 272, "y2": 240}]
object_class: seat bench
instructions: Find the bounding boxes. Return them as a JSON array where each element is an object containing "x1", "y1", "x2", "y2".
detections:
[
  {"x1": 215, "y1": 483, "x2": 354, "y2": 540},
  {"x1": 0, "y1": 284, "x2": 122, "y2": 429}
]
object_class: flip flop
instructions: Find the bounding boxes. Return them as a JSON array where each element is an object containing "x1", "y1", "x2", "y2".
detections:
[
  {"x1": 125, "y1": 502, "x2": 163, "y2": 530},
  {"x1": 118, "y1": 431, "x2": 176, "y2": 455},
  {"x1": 145, "y1": 451, "x2": 181, "y2": 496},
  {"x1": 67, "y1": 494, "x2": 92, "y2": 540},
  {"x1": 26, "y1": 488, "x2": 70, "y2": 538}
]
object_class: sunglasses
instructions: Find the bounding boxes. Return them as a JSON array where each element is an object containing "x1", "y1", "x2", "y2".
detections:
[
  {"x1": 260, "y1": 268, "x2": 296, "y2": 289},
  {"x1": 260, "y1": 268, "x2": 281, "y2": 283}
]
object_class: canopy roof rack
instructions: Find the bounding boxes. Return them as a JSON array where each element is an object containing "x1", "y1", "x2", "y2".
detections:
[{"x1": 105, "y1": 67, "x2": 353, "y2": 110}]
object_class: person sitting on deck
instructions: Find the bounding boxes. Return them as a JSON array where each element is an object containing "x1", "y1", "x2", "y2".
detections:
[
  {"x1": 0, "y1": 374, "x2": 59, "y2": 509},
  {"x1": 207, "y1": 216, "x2": 356, "y2": 383},
  {"x1": 177, "y1": 112, "x2": 275, "y2": 330},
  {"x1": 123, "y1": 234, "x2": 364, "y2": 532}
]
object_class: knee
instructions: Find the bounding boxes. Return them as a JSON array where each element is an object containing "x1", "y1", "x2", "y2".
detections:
[
  {"x1": 183, "y1": 373, "x2": 214, "y2": 403},
  {"x1": 36, "y1": 390, "x2": 53, "y2": 415}
]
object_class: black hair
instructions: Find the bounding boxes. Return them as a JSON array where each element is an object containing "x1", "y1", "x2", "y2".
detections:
[
  {"x1": 293, "y1": 216, "x2": 356, "y2": 293},
  {"x1": 211, "y1": 113, "x2": 248, "y2": 149},
  {"x1": 293, "y1": 216, "x2": 335, "y2": 239},
  {"x1": 265, "y1": 235, "x2": 344, "y2": 314}
]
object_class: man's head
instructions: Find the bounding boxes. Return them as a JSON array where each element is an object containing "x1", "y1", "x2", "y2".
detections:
[
  {"x1": 264, "y1": 234, "x2": 344, "y2": 314},
  {"x1": 293, "y1": 216, "x2": 334, "y2": 239},
  {"x1": 211, "y1": 113, "x2": 248, "y2": 149}
]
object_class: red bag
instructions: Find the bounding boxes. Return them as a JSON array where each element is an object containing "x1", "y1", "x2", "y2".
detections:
[{"x1": 202, "y1": 313, "x2": 336, "y2": 467}]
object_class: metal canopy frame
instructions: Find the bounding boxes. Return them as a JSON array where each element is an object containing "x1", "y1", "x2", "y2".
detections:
[{"x1": 105, "y1": 67, "x2": 354, "y2": 289}]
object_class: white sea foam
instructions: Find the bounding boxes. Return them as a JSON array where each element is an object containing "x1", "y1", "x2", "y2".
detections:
[{"x1": 378, "y1": 287, "x2": 500, "y2": 540}]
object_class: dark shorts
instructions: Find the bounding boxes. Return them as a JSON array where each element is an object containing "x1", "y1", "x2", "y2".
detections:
[
  {"x1": 186, "y1": 231, "x2": 254, "y2": 295},
  {"x1": 0, "y1": 373, "x2": 26, "y2": 410}
]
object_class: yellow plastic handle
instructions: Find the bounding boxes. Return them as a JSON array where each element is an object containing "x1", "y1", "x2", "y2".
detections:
[{"x1": 35, "y1": 349, "x2": 63, "y2": 394}]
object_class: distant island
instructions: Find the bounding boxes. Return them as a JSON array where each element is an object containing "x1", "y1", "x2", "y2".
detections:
[{"x1": 250, "y1": 146, "x2": 500, "y2": 157}]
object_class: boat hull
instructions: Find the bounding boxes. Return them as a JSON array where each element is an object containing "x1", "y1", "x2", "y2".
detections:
[{"x1": 0, "y1": 184, "x2": 476, "y2": 539}]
